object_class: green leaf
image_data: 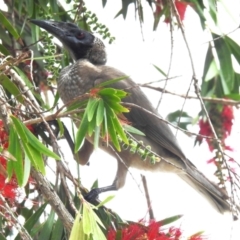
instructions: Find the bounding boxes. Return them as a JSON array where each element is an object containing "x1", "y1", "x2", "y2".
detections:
[
  {"x1": 15, "y1": 203, "x2": 48, "y2": 239},
  {"x1": 204, "y1": 60, "x2": 218, "y2": 82},
  {"x1": 110, "y1": 113, "x2": 128, "y2": 145},
  {"x1": 11, "y1": 116, "x2": 28, "y2": 143},
  {"x1": 98, "y1": 88, "x2": 117, "y2": 96},
  {"x1": 87, "y1": 110, "x2": 96, "y2": 136},
  {"x1": 102, "y1": 93, "x2": 120, "y2": 103},
  {"x1": 70, "y1": 212, "x2": 86, "y2": 240},
  {"x1": 0, "y1": 44, "x2": 9, "y2": 55},
  {"x1": 0, "y1": 11, "x2": 20, "y2": 39},
  {"x1": 123, "y1": 125, "x2": 145, "y2": 136},
  {"x1": 50, "y1": 218, "x2": 64, "y2": 240},
  {"x1": 75, "y1": 110, "x2": 89, "y2": 152},
  {"x1": 12, "y1": 116, "x2": 60, "y2": 160},
  {"x1": 96, "y1": 76, "x2": 127, "y2": 88},
  {"x1": 167, "y1": 110, "x2": 193, "y2": 130},
  {"x1": 159, "y1": 214, "x2": 183, "y2": 226},
  {"x1": 22, "y1": 141, "x2": 45, "y2": 175},
  {"x1": 96, "y1": 99, "x2": 104, "y2": 126},
  {"x1": 97, "y1": 195, "x2": 115, "y2": 208},
  {"x1": 87, "y1": 98, "x2": 99, "y2": 122},
  {"x1": 94, "y1": 125, "x2": 100, "y2": 149},
  {"x1": 213, "y1": 34, "x2": 234, "y2": 93},
  {"x1": 105, "y1": 108, "x2": 120, "y2": 151},
  {"x1": 152, "y1": 64, "x2": 167, "y2": 77},
  {"x1": 66, "y1": 99, "x2": 88, "y2": 112},
  {"x1": 81, "y1": 203, "x2": 106, "y2": 240},
  {"x1": 102, "y1": 0, "x2": 107, "y2": 7},
  {"x1": 82, "y1": 204, "x2": 92, "y2": 236},
  {"x1": 23, "y1": 154, "x2": 31, "y2": 187},
  {"x1": 7, "y1": 125, "x2": 24, "y2": 186},
  {"x1": 103, "y1": 98, "x2": 129, "y2": 113},
  {"x1": 38, "y1": 210, "x2": 55, "y2": 240},
  {"x1": 225, "y1": 36, "x2": 240, "y2": 65},
  {"x1": 0, "y1": 75, "x2": 24, "y2": 103},
  {"x1": 13, "y1": 67, "x2": 43, "y2": 104}
]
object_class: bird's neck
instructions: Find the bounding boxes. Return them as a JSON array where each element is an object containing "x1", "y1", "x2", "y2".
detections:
[{"x1": 68, "y1": 37, "x2": 107, "y2": 65}]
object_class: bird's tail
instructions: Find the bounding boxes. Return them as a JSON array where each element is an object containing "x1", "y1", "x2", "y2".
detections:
[{"x1": 178, "y1": 163, "x2": 231, "y2": 214}]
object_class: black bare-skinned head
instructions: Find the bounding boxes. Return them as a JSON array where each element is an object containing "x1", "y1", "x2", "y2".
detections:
[{"x1": 30, "y1": 19, "x2": 107, "y2": 64}]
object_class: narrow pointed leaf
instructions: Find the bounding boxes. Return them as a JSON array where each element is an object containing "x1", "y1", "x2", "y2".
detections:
[
  {"x1": 23, "y1": 154, "x2": 31, "y2": 187},
  {"x1": 22, "y1": 141, "x2": 45, "y2": 175},
  {"x1": 110, "y1": 114, "x2": 128, "y2": 144},
  {"x1": 123, "y1": 124, "x2": 145, "y2": 136},
  {"x1": 15, "y1": 203, "x2": 48, "y2": 239},
  {"x1": 70, "y1": 212, "x2": 86, "y2": 240},
  {"x1": 88, "y1": 98, "x2": 99, "y2": 122},
  {"x1": 94, "y1": 126, "x2": 100, "y2": 149},
  {"x1": 0, "y1": 44, "x2": 9, "y2": 55},
  {"x1": 96, "y1": 76, "x2": 127, "y2": 87},
  {"x1": 97, "y1": 195, "x2": 115, "y2": 208},
  {"x1": 153, "y1": 64, "x2": 167, "y2": 77},
  {"x1": 38, "y1": 210, "x2": 55, "y2": 240},
  {"x1": 96, "y1": 99, "x2": 104, "y2": 126},
  {"x1": 88, "y1": 110, "x2": 96, "y2": 136},
  {"x1": 12, "y1": 116, "x2": 60, "y2": 160},
  {"x1": 98, "y1": 88, "x2": 116, "y2": 96},
  {"x1": 159, "y1": 214, "x2": 183, "y2": 226},
  {"x1": 7, "y1": 125, "x2": 24, "y2": 185},
  {"x1": 0, "y1": 11, "x2": 20, "y2": 39},
  {"x1": 11, "y1": 116, "x2": 28, "y2": 143},
  {"x1": 106, "y1": 111, "x2": 120, "y2": 151},
  {"x1": 0, "y1": 75, "x2": 24, "y2": 103},
  {"x1": 104, "y1": 99, "x2": 129, "y2": 113},
  {"x1": 213, "y1": 34, "x2": 234, "y2": 93},
  {"x1": 50, "y1": 218, "x2": 64, "y2": 240},
  {"x1": 75, "y1": 111, "x2": 89, "y2": 152}
]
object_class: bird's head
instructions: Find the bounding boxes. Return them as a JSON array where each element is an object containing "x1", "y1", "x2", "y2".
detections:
[{"x1": 30, "y1": 19, "x2": 107, "y2": 64}]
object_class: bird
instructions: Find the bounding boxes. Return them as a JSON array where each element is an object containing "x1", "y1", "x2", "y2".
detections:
[{"x1": 30, "y1": 19, "x2": 234, "y2": 216}]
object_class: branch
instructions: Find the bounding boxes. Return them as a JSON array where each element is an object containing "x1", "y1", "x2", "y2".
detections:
[
  {"x1": 140, "y1": 85, "x2": 240, "y2": 106},
  {"x1": 0, "y1": 194, "x2": 32, "y2": 240},
  {"x1": 31, "y1": 168, "x2": 74, "y2": 232}
]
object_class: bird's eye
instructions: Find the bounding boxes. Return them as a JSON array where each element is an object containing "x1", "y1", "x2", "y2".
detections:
[{"x1": 76, "y1": 32, "x2": 85, "y2": 39}]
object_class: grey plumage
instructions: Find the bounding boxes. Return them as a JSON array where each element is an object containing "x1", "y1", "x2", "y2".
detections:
[{"x1": 31, "y1": 19, "x2": 234, "y2": 215}]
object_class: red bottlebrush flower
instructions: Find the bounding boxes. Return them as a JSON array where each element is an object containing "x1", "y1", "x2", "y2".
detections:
[
  {"x1": 175, "y1": 1, "x2": 188, "y2": 21},
  {"x1": 168, "y1": 227, "x2": 182, "y2": 239},
  {"x1": 154, "y1": 0, "x2": 162, "y2": 17},
  {"x1": 221, "y1": 105, "x2": 234, "y2": 136},
  {"x1": 0, "y1": 175, "x2": 18, "y2": 201},
  {"x1": 206, "y1": 157, "x2": 216, "y2": 164},
  {"x1": 107, "y1": 220, "x2": 183, "y2": 240},
  {"x1": 154, "y1": 0, "x2": 190, "y2": 24},
  {"x1": 106, "y1": 228, "x2": 116, "y2": 240},
  {"x1": 27, "y1": 124, "x2": 35, "y2": 133},
  {"x1": 89, "y1": 88, "x2": 101, "y2": 97},
  {"x1": 198, "y1": 119, "x2": 212, "y2": 138},
  {"x1": 197, "y1": 119, "x2": 214, "y2": 151},
  {"x1": 0, "y1": 120, "x2": 19, "y2": 204}
]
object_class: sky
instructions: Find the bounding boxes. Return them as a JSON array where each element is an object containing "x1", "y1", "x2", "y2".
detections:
[{"x1": 71, "y1": 0, "x2": 240, "y2": 239}]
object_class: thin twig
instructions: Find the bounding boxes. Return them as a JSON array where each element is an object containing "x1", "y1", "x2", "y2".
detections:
[
  {"x1": 140, "y1": 85, "x2": 240, "y2": 106},
  {"x1": 156, "y1": 0, "x2": 174, "y2": 110},
  {"x1": 141, "y1": 174, "x2": 154, "y2": 220},
  {"x1": 170, "y1": 0, "x2": 238, "y2": 214},
  {"x1": 31, "y1": 168, "x2": 74, "y2": 232},
  {"x1": 0, "y1": 194, "x2": 32, "y2": 240}
]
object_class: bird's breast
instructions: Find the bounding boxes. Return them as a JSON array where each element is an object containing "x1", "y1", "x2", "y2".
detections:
[{"x1": 57, "y1": 60, "x2": 101, "y2": 104}]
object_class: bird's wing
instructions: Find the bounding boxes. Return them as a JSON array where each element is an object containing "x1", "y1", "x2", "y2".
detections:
[{"x1": 98, "y1": 66, "x2": 186, "y2": 161}]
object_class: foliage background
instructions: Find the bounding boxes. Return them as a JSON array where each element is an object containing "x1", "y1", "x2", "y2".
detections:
[{"x1": 0, "y1": 0, "x2": 239, "y2": 239}]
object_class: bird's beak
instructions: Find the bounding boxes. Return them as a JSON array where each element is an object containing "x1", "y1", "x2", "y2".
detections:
[{"x1": 30, "y1": 19, "x2": 65, "y2": 39}]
